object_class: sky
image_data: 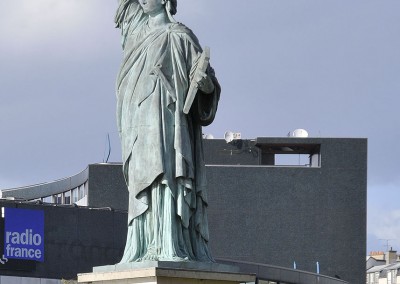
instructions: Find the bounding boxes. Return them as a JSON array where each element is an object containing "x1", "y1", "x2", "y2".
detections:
[{"x1": 0, "y1": 0, "x2": 399, "y2": 254}]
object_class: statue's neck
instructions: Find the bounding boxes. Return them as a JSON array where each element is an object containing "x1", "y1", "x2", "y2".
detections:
[{"x1": 147, "y1": 9, "x2": 170, "y2": 29}]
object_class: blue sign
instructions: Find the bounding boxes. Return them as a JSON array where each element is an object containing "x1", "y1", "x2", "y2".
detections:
[{"x1": 4, "y1": 208, "x2": 44, "y2": 262}]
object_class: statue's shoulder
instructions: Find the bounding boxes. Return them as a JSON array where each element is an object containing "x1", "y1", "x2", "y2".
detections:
[
  {"x1": 169, "y1": 23, "x2": 193, "y2": 34},
  {"x1": 169, "y1": 23, "x2": 201, "y2": 48}
]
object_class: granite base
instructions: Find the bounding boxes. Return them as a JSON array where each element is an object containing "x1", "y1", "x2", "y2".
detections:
[{"x1": 78, "y1": 262, "x2": 255, "y2": 284}]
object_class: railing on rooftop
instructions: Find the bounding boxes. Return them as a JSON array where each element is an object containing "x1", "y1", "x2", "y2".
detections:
[{"x1": 215, "y1": 258, "x2": 348, "y2": 284}]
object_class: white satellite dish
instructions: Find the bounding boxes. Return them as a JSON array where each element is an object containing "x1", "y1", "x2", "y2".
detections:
[
  {"x1": 289, "y1": 129, "x2": 309, "y2": 138},
  {"x1": 203, "y1": 134, "x2": 214, "y2": 139},
  {"x1": 224, "y1": 131, "x2": 234, "y2": 143},
  {"x1": 224, "y1": 131, "x2": 241, "y2": 143}
]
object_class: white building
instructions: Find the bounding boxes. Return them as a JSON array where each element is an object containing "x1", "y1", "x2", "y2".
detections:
[{"x1": 367, "y1": 250, "x2": 400, "y2": 284}]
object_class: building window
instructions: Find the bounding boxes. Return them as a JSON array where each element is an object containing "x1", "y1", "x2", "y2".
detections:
[
  {"x1": 72, "y1": 187, "x2": 79, "y2": 203},
  {"x1": 369, "y1": 273, "x2": 375, "y2": 284},
  {"x1": 42, "y1": 196, "x2": 52, "y2": 203},
  {"x1": 375, "y1": 272, "x2": 380, "y2": 284},
  {"x1": 53, "y1": 193, "x2": 62, "y2": 204},
  {"x1": 64, "y1": 191, "x2": 71, "y2": 204},
  {"x1": 258, "y1": 143, "x2": 321, "y2": 167},
  {"x1": 275, "y1": 154, "x2": 312, "y2": 166},
  {"x1": 78, "y1": 185, "x2": 85, "y2": 200}
]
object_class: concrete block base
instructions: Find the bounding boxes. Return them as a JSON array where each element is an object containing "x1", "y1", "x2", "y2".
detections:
[
  {"x1": 93, "y1": 261, "x2": 241, "y2": 274},
  {"x1": 78, "y1": 266, "x2": 255, "y2": 284}
]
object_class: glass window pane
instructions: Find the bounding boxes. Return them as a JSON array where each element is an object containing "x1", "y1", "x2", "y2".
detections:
[
  {"x1": 42, "y1": 196, "x2": 52, "y2": 203},
  {"x1": 54, "y1": 193, "x2": 62, "y2": 204},
  {"x1": 78, "y1": 185, "x2": 85, "y2": 200},
  {"x1": 64, "y1": 191, "x2": 71, "y2": 204},
  {"x1": 72, "y1": 188, "x2": 78, "y2": 203}
]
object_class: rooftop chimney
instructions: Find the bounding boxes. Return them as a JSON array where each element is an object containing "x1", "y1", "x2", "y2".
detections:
[{"x1": 385, "y1": 248, "x2": 397, "y2": 265}]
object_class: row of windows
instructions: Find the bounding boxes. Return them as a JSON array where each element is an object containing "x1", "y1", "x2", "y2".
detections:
[
  {"x1": 41, "y1": 183, "x2": 88, "y2": 205},
  {"x1": 367, "y1": 271, "x2": 398, "y2": 284}
]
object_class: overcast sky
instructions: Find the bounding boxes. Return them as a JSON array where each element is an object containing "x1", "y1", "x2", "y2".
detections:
[{"x1": 1, "y1": 0, "x2": 399, "y2": 254}]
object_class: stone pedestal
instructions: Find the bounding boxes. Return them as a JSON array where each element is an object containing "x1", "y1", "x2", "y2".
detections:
[{"x1": 78, "y1": 262, "x2": 256, "y2": 284}]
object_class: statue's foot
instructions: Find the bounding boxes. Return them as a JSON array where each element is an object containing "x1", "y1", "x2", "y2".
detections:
[
  {"x1": 138, "y1": 254, "x2": 159, "y2": 261},
  {"x1": 161, "y1": 255, "x2": 189, "y2": 262},
  {"x1": 138, "y1": 253, "x2": 189, "y2": 262}
]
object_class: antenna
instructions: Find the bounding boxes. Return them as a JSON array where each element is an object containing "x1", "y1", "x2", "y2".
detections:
[
  {"x1": 103, "y1": 133, "x2": 111, "y2": 163},
  {"x1": 379, "y1": 239, "x2": 395, "y2": 251}
]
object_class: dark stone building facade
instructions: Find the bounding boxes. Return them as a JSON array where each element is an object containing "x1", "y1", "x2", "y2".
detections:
[
  {"x1": 205, "y1": 137, "x2": 367, "y2": 284},
  {"x1": 0, "y1": 137, "x2": 367, "y2": 284}
]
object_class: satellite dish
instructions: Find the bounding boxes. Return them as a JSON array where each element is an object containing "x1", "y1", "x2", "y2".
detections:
[
  {"x1": 224, "y1": 131, "x2": 241, "y2": 143},
  {"x1": 289, "y1": 129, "x2": 309, "y2": 138},
  {"x1": 203, "y1": 134, "x2": 214, "y2": 139},
  {"x1": 224, "y1": 131, "x2": 234, "y2": 143}
]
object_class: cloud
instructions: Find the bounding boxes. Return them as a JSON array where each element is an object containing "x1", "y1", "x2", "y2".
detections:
[
  {"x1": 0, "y1": 1, "x2": 91, "y2": 39},
  {"x1": 0, "y1": 0, "x2": 118, "y2": 59},
  {"x1": 175, "y1": 1, "x2": 207, "y2": 18},
  {"x1": 370, "y1": 210, "x2": 400, "y2": 237},
  {"x1": 368, "y1": 183, "x2": 400, "y2": 251},
  {"x1": 369, "y1": 208, "x2": 400, "y2": 251},
  {"x1": 0, "y1": 176, "x2": 22, "y2": 191}
]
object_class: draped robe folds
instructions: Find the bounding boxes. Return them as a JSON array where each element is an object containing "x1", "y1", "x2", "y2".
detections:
[{"x1": 115, "y1": 1, "x2": 220, "y2": 262}]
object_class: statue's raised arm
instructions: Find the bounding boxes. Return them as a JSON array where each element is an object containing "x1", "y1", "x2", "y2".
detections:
[{"x1": 114, "y1": 0, "x2": 145, "y2": 48}]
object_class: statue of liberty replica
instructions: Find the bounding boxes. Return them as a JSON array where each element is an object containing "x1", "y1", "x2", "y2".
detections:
[{"x1": 114, "y1": 0, "x2": 221, "y2": 263}]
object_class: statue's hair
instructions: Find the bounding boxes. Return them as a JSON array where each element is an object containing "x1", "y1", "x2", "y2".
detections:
[{"x1": 167, "y1": 0, "x2": 177, "y2": 15}]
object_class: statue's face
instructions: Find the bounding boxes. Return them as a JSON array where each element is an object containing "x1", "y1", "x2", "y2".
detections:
[{"x1": 139, "y1": 0, "x2": 165, "y2": 15}]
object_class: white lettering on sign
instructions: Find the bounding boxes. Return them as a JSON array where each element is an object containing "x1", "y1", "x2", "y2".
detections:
[
  {"x1": 4, "y1": 208, "x2": 45, "y2": 262},
  {"x1": 4, "y1": 229, "x2": 43, "y2": 261},
  {"x1": 5, "y1": 244, "x2": 42, "y2": 259},
  {"x1": 5, "y1": 229, "x2": 42, "y2": 246}
]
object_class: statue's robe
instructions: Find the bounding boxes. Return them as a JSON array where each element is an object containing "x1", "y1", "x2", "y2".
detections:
[{"x1": 115, "y1": 1, "x2": 220, "y2": 261}]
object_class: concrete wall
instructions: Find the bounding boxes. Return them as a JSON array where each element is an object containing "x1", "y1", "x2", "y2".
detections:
[
  {"x1": 0, "y1": 137, "x2": 367, "y2": 284},
  {"x1": 88, "y1": 164, "x2": 128, "y2": 210},
  {"x1": 0, "y1": 276, "x2": 60, "y2": 284},
  {"x1": 205, "y1": 138, "x2": 367, "y2": 284},
  {"x1": 203, "y1": 139, "x2": 260, "y2": 166},
  {"x1": 0, "y1": 201, "x2": 127, "y2": 280}
]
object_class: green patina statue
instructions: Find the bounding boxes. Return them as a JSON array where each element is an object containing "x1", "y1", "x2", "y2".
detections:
[{"x1": 114, "y1": 0, "x2": 220, "y2": 262}]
